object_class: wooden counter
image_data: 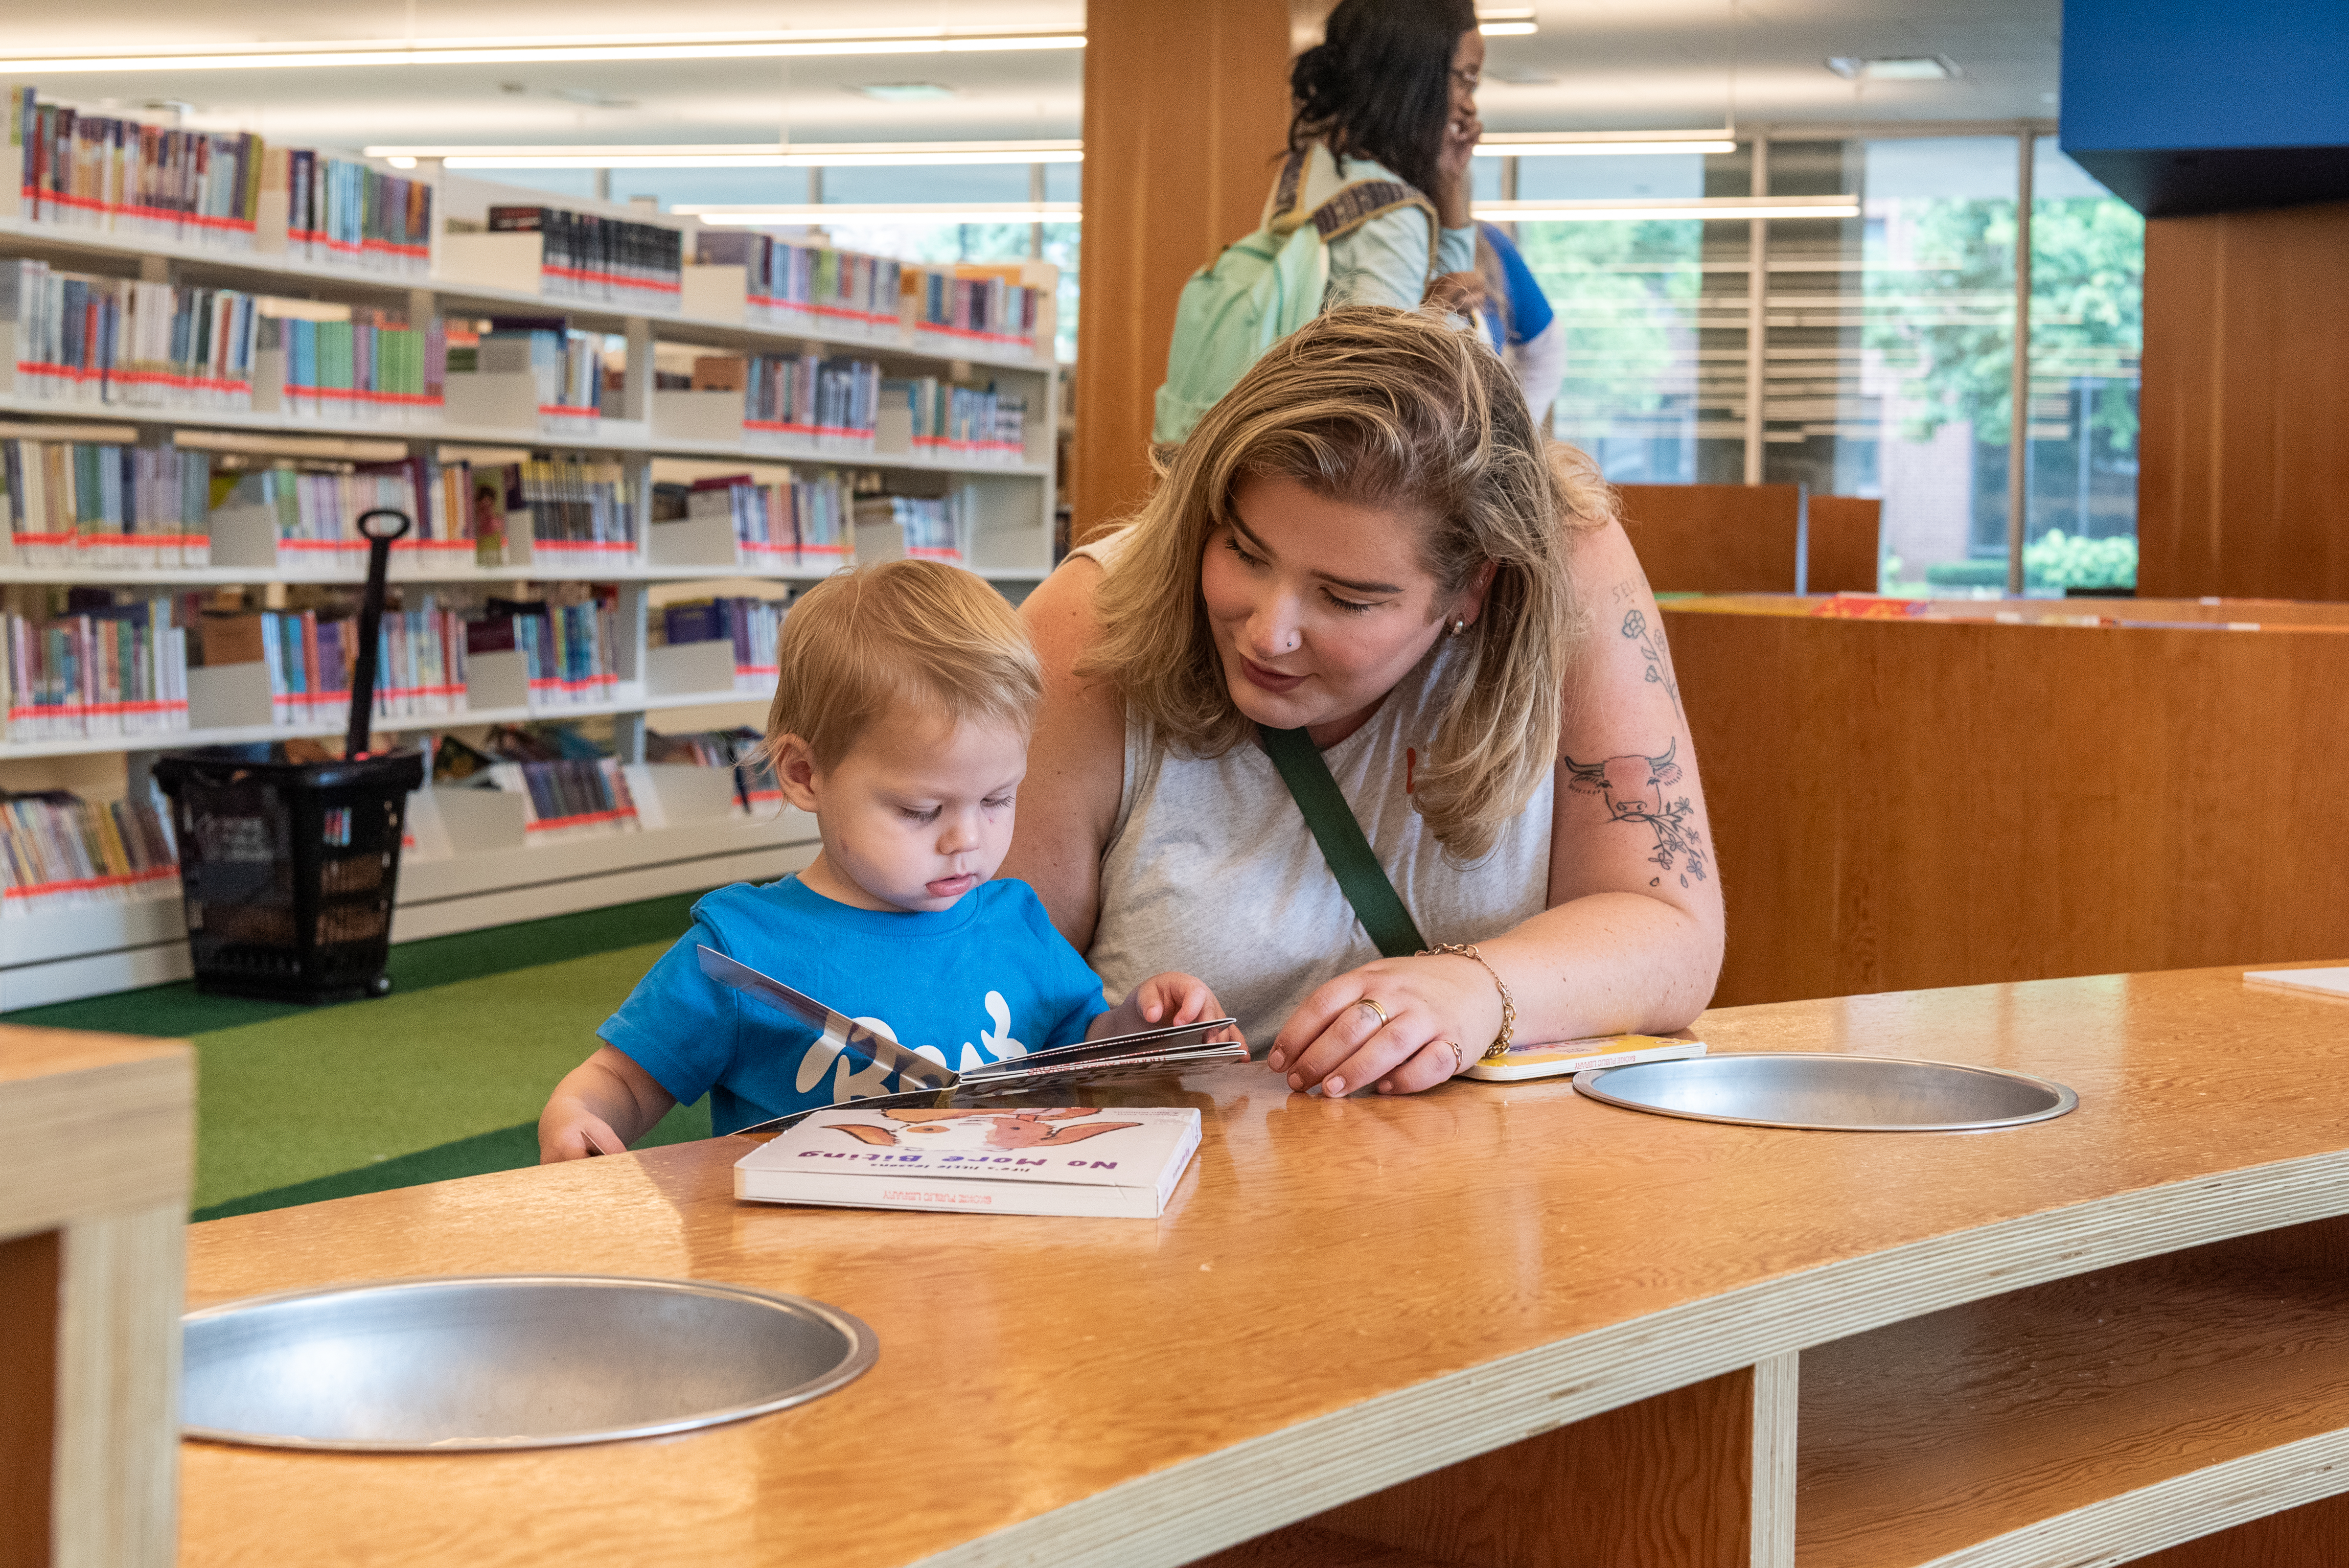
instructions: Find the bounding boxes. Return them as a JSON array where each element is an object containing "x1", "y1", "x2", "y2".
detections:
[{"x1": 179, "y1": 964, "x2": 2349, "y2": 1568}]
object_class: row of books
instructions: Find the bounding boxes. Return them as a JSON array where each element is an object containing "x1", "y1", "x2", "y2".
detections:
[
  {"x1": 472, "y1": 596, "x2": 622, "y2": 708},
  {"x1": 2, "y1": 441, "x2": 212, "y2": 567},
  {"x1": 210, "y1": 453, "x2": 634, "y2": 567},
  {"x1": 661, "y1": 595, "x2": 788, "y2": 694},
  {"x1": 1, "y1": 260, "x2": 260, "y2": 409},
  {"x1": 214, "y1": 464, "x2": 447, "y2": 569},
  {"x1": 8, "y1": 88, "x2": 263, "y2": 249},
  {"x1": 743, "y1": 353, "x2": 881, "y2": 454},
  {"x1": 262, "y1": 309, "x2": 445, "y2": 422},
  {"x1": 1, "y1": 596, "x2": 191, "y2": 743},
  {"x1": 695, "y1": 233, "x2": 900, "y2": 339},
  {"x1": 0, "y1": 789, "x2": 180, "y2": 914},
  {"x1": 910, "y1": 270, "x2": 1046, "y2": 353},
  {"x1": 490, "y1": 457, "x2": 636, "y2": 562},
  {"x1": 477, "y1": 316, "x2": 604, "y2": 424},
  {"x1": 484, "y1": 757, "x2": 642, "y2": 837},
  {"x1": 285, "y1": 150, "x2": 433, "y2": 276},
  {"x1": 659, "y1": 469, "x2": 855, "y2": 566},
  {"x1": 195, "y1": 597, "x2": 470, "y2": 726},
  {"x1": 489, "y1": 207, "x2": 684, "y2": 312},
  {"x1": 646, "y1": 724, "x2": 783, "y2": 809},
  {"x1": 891, "y1": 376, "x2": 1027, "y2": 464},
  {"x1": 856, "y1": 493, "x2": 967, "y2": 563}
]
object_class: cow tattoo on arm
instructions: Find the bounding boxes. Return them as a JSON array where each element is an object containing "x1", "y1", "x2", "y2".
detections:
[
  {"x1": 1564, "y1": 739, "x2": 1709, "y2": 890},
  {"x1": 1618, "y1": 607, "x2": 1683, "y2": 724}
]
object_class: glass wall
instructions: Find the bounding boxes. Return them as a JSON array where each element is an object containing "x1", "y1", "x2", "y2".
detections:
[{"x1": 1504, "y1": 135, "x2": 2142, "y2": 595}]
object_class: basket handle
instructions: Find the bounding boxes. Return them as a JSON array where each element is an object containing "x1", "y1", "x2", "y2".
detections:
[{"x1": 345, "y1": 508, "x2": 415, "y2": 759}]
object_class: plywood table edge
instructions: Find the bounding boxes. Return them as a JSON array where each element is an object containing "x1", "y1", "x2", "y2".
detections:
[
  {"x1": 1909, "y1": 1422, "x2": 2349, "y2": 1568},
  {"x1": 908, "y1": 1147, "x2": 2349, "y2": 1568}
]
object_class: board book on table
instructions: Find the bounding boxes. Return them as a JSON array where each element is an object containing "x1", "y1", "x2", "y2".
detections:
[
  {"x1": 2243, "y1": 967, "x2": 2349, "y2": 1001},
  {"x1": 736, "y1": 1105, "x2": 1203, "y2": 1218},
  {"x1": 1466, "y1": 1034, "x2": 1707, "y2": 1083}
]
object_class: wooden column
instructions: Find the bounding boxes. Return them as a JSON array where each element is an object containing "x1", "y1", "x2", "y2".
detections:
[
  {"x1": 2138, "y1": 201, "x2": 2349, "y2": 600},
  {"x1": 1074, "y1": 0, "x2": 1293, "y2": 541}
]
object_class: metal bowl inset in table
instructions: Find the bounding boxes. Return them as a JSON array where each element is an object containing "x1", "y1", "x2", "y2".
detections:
[
  {"x1": 182, "y1": 1274, "x2": 877, "y2": 1451},
  {"x1": 1572, "y1": 1052, "x2": 2077, "y2": 1131}
]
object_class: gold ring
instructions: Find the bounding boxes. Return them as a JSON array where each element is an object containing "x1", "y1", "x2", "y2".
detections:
[
  {"x1": 1357, "y1": 998, "x2": 1390, "y2": 1029},
  {"x1": 1443, "y1": 1040, "x2": 1468, "y2": 1077}
]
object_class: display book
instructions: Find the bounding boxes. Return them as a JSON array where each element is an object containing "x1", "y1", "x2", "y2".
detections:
[
  {"x1": 703, "y1": 946, "x2": 1241, "y2": 1218},
  {"x1": 1464, "y1": 1034, "x2": 1707, "y2": 1082}
]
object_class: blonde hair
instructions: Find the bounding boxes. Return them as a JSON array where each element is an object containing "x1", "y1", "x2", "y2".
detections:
[
  {"x1": 761, "y1": 558, "x2": 1041, "y2": 771},
  {"x1": 1082, "y1": 306, "x2": 1612, "y2": 862}
]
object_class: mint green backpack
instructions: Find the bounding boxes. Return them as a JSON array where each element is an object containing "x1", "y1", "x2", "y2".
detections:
[{"x1": 1151, "y1": 150, "x2": 1437, "y2": 446}]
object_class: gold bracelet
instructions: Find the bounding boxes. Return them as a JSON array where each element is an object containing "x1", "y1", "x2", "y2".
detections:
[{"x1": 1418, "y1": 942, "x2": 1516, "y2": 1061}]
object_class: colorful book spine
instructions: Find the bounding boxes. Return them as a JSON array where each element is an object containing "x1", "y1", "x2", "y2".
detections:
[
  {"x1": 488, "y1": 206, "x2": 683, "y2": 311},
  {"x1": 0, "y1": 598, "x2": 191, "y2": 743},
  {"x1": 10, "y1": 89, "x2": 262, "y2": 251},
  {"x1": 0, "y1": 258, "x2": 257, "y2": 410},
  {"x1": 0, "y1": 791, "x2": 181, "y2": 913},
  {"x1": 1, "y1": 439, "x2": 212, "y2": 567}
]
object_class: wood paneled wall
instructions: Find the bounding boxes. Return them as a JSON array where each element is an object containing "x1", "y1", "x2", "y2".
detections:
[
  {"x1": 1615, "y1": 484, "x2": 1804, "y2": 593},
  {"x1": 1663, "y1": 605, "x2": 2349, "y2": 1006},
  {"x1": 1073, "y1": 0, "x2": 1294, "y2": 542},
  {"x1": 2139, "y1": 201, "x2": 2349, "y2": 600}
]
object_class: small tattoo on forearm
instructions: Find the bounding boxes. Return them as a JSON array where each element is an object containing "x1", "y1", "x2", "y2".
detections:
[
  {"x1": 1564, "y1": 738, "x2": 1709, "y2": 890},
  {"x1": 1619, "y1": 608, "x2": 1683, "y2": 723}
]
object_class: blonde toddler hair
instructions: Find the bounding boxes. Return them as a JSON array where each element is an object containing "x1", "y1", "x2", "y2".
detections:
[
  {"x1": 1082, "y1": 306, "x2": 1614, "y2": 862},
  {"x1": 760, "y1": 558, "x2": 1041, "y2": 772}
]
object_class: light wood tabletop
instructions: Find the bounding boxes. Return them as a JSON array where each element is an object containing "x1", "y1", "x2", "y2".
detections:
[{"x1": 178, "y1": 963, "x2": 2349, "y2": 1568}]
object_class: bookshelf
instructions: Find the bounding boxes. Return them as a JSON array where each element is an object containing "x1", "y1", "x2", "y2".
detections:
[{"x1": 0, "y1": 143, "x2": 1062, "y2": 1008}]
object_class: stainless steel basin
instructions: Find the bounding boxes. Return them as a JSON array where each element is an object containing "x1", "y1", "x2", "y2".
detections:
[
  {"x1": 1572, "y1": 1052, "x2": 2077, "y2": 1131},
  {"x1": 182, "y1": 1275, "x2": 877, "y2": 1451}
]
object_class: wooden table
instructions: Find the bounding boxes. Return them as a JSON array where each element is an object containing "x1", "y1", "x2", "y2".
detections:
[{"x1": 179, "y1": 965, "x2": 2349, "y2": 1568}]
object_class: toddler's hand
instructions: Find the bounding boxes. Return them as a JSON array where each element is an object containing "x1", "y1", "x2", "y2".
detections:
[
  {"x1": 539, "y1": 1107, "x2": 626, "y2": 1163},
  {"x1": 1093, "y1": 971, "x2": 1235, "y2": 1040}
]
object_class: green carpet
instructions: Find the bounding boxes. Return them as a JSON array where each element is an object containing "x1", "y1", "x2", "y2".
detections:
[{"x1": 2, "y1": 890, "x2": 719, "y2": 1219}]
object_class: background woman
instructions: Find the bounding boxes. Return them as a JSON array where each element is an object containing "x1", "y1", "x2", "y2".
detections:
[
  {"x1": 1288, "y1": 0, "x2": 1487, "y2": 315},
  {"x1": 1007, "y1": 309, "x2": 1723, "y2": 1098}
]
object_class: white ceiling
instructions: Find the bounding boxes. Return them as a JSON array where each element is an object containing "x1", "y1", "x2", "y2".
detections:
[{"x1": 14, "y1": 0, "x2": 2059, "y2": 151}]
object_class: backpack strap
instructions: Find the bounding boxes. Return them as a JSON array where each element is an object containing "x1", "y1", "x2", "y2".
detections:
[
  {"x1": 1305, "y1": 179, "x2": 1443, "y2": 283},
  {"x1": 1260, "y1": 724, "x2": 1429, "y2": 959}
]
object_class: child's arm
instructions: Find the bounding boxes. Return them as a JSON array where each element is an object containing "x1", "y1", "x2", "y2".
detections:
[
  {"x1": 539, "y1": 1045, "x2": 678, "y2": 1163},
  {"x1": 1088, "y1": 972, "x2": 1231, "y2": 1040}
]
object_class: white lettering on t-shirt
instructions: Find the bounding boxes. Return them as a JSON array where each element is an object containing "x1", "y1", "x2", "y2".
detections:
[
  {"x1": 957, "y1": 990, "x2": 1030, "y2": 1073},
  {"x1": 796, "y1": 1015, "x2": 901, "y2": 1095}
]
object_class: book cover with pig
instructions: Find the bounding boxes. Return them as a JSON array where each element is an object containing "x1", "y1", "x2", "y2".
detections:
[{"x1": 735, "y1": 1105, "x2": 1203, "y2": 1219}]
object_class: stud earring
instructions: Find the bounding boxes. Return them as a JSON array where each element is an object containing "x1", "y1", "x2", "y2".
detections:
[{"x1": 1450, "y1": 617, "x2": 1469, "y2": 636}]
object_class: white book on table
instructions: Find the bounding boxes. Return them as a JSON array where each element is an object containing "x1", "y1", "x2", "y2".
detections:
[
  {"x1": 2243, "y1": 967, "x2": 2349, "y2": 1000},
  {"x1": 736, "y1": 1104, "x2": 1202, "y2": 1219}
]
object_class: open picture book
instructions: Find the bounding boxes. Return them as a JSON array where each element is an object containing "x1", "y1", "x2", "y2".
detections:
[{"x1": 696, "y1": 945, "x2": 1247, "y2": 1134}]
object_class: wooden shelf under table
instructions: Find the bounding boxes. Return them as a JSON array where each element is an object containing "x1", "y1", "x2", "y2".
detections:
[{"x1": 1797, "y1": 1216, "x2": 2349, "y2": 1568}]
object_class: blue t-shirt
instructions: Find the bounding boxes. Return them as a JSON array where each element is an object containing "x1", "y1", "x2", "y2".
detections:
[
  {"x1": 1477, "y1": 222, "x2": 1555, "y2": 349},
  {"x1": 599, "y1": 876, "x2": 1111, "y2": 1134}
]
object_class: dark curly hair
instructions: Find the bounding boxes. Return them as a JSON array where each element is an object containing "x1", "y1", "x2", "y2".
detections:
[{"x1": 1287, "y1": 0, "x2": 1477, "y2": 199}]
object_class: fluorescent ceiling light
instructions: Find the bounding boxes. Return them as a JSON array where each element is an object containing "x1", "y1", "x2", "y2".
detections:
[
  {"x1": 854, "y1": 83, "x2": 957, "y2": 102},
  {"x1": 677, "y1": 202, "x2": 1081, "y2": 226},
  {"x1": 1477, "y1": 195, "x2": 1860, "y2": 222},
  {"x1": 1478, "y1": 21, "x2": 1538, "y2": 34},
  {"x1": 1475, "y1": 139, "x2": 1735, "y2": 159},
  {"x1": 1825, "y1": 55, "x2": 1957, "y2": 80},
  {"x1": 0, "y1": 27, "x2": 1083, "y2": 73},
  {"x1": 369, "y1": 140, "x2": 1082, "y2": 170}
]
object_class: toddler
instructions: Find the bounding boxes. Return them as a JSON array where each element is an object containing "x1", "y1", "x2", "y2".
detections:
[{"x1": 540, "y1": 559, "x2": 1225, "y2": 1160}]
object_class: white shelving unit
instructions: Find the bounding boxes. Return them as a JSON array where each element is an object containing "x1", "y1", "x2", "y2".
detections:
[{"x1": 0, "y1": 156, "x2": 1061, "y2": 1008}]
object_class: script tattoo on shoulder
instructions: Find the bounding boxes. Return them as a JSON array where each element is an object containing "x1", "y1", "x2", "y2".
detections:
[
  {"x1": 1617, "y1": 606, "x2": 1684, "y2": 724},
  {"x1": 1563, "y1": 739, "x2": 1709, "y2": 890}
]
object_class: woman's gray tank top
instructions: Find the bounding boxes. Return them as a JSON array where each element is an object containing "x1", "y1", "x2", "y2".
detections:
[{"x1": 1072, "y1": 531, "x2": 1555, "y2": 1044}]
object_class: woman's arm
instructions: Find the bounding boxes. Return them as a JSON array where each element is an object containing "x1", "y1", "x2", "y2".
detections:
[
  {"x1": 1511, "y1": 316, "x2": 1567, "y2": 423},
  {"x1": 1270, "y1": 518, "x2": 1726, "y2": 1096},
  {"x1": 1002, "y1": 556, "x2": 1127, "y2": 951}
]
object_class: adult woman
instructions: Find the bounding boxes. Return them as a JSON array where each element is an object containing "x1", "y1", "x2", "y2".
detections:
[
  {"x1": 1288, "y1": 0, "x2": 1486, "y2": 314},
  {"x1": 1008, "y1": 310, "x2": 1723, "y2": 1097}
]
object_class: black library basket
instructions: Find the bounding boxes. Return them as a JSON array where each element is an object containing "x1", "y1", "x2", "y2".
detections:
[{"x1": 154, "y1": 507, "x2": 425, "y2": 1004}]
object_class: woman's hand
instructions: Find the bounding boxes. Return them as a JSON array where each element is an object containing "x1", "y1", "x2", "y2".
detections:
[
  {"x1": 1425, "y1": 269, "x2": 1488, "y2": 321},
  {"x1": 1432, "y1": 111, "x2": 1482, "y2": 228},
  {"x1": 1267, "y1": 951, "x2": 1504, "y2": 1097}
]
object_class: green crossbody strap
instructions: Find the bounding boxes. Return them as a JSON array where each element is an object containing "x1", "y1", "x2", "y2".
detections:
[{"x1": 1259, "y1": 724, "x2": 1428, "y2": 959}]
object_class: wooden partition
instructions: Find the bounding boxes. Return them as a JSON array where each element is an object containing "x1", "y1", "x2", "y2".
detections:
[
  {"x1": 1663, "y1": 597, "x2": 2349, "y2": 1005},
  {"x1": 2139, "y1": 199, "x2": 2349, "y2": 600},
  {"x1": 1615, "y1": 484, "x2": 1803, "y2": 593},
  {"x1": 1073, "y1": 0, "x2": 1293, "y2": 540},
  {"x1": 1805, "y1": 496, "x2": 1881, "y2": 594},
  {"x1": 0, "y1": 1026, "x2": 191, "y2": 1567}
]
